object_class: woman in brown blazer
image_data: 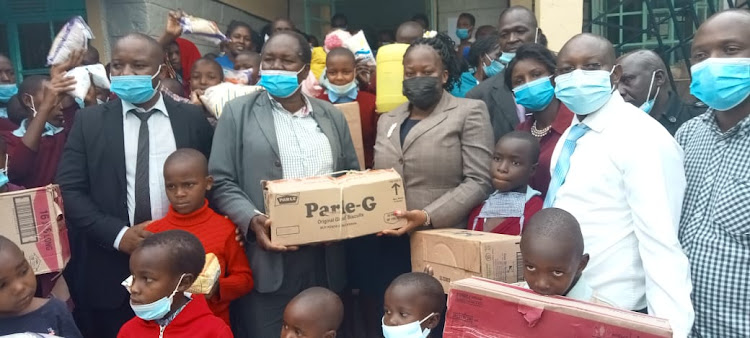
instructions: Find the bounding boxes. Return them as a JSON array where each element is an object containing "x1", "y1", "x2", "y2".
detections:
[{"x1": 347, "y1": 32, "x2": 494, "y2": 336}]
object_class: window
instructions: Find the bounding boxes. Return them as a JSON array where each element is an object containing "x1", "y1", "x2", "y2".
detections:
[{"x1": 0, "y1": 0, "x2": 87, "y2": 82}]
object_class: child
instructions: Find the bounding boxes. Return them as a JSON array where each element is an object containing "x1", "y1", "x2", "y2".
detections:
[
  {"x1": 382, "y1": 272, "x2": 445, "y2": 338},
  {"x1": 316, "y1": 48, "x2": 378, "y2": 168},
  {"x1": 1, "y1": 68, "x2": 76, "y2": 188},
  {"x1": 0, "y1": 236, "x2": 82, "y2": 337},
  {"x1": 517, "y1": 208, "x2": 612, "y2": 305},
  {"x1": 280, "y1": 287, "x2": 344, "y2": 338},
  {"x1": 118, "y1": 230, "x2": 232, "y2": 337},
  {"x1": 467, "y1": 131, "x2": 543, "y2": 235},
  {"x1": 233, "y1": 51, "x2": 261, "y2": 85},
  {"x1": 146, "y1": 149, "x2": 253, "y2": 325},
  {"x1": 188, "y1": 58, "x2": 224, "y2": 126}
]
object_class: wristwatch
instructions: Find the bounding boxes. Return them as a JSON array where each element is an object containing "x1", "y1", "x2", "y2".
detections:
[{"x1": 422, "y1": 210, "x2": 432, "y2": 227}]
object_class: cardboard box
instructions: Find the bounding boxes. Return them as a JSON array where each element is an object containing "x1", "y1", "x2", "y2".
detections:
[
  {"x1": 444, "y1": 277, "x2": 673, "y2": 338},
  {"x1": 263, "y1": 169, "x2": 407, "y2": 246},
  {"x1": 0, "y1": 185, "x2": 70, "y2": 275},
  {"x1": 411, "y1": 229, "x2": 522, "y2": 293},
  {"x1": 334, "y1": 102, "x2": 365, "y2": 170}
]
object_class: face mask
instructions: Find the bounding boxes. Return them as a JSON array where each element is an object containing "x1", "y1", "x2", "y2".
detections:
[
  {"x1": 129, "y1": 273, "x2": 185, "y2": 321},
  {"x1": 514, "y1": 76, "x2": 555, "y2": 111},
  {"x1": 0, "y1": 84, "x2": 17, "y2": 103},
  {"x1": 554, "y1": 67, "x2": 615, "y2": 115},
  {"x1": 21, "y1": 94, "x2": 64, "y2": 136},
  {"x1": 258, "y1": 67, "x2": 305, "y2": 98},
  {"x1": 456, "y1": 28, "x2": 470, "y2": 40},
  {"x1": 639, "y1": 71, "x2": 660, "y2": 114},
  {"x1": 499, "y1": 52, "x2": 516, "y2": 65},
  {"x1": 110, "y1": 65, "x2": 162, "y2": 104},
  {"x1": 0, "y1": 154, "x2": 9, "y2": 188},
  {"x1": 382, "y1": 313, "x2": 436, "y2": 338},
  {"x1": 690, "y1": 57, "x2": 750, "y2": 111},
  {"x1": 403, "y1": 77, "x2": 442, "y2": 109},
  {"x1": 483, "y1": 54, "x2": 504, "y2": 78},
  {"x1": 534, "y1": 27, "x2": 540, "y2": 44}
]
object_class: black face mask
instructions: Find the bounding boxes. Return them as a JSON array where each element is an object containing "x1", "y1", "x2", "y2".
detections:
[{"x1": 402, "y1": 76, "x2": 442, "y2": 109}]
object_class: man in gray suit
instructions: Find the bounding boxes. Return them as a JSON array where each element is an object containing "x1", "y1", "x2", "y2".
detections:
[
  {"x1": 466, "y1": 6, "x2": 542, "y2": 142},
  {"x1": 208, "y1": 32, "x2": 359, "y2": 337}
]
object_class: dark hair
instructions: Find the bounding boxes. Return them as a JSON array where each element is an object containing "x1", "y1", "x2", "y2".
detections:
[
  {"x1": 271, "y1": 18, "x2": 296, "y2": 32},
  {"x1": 499, "y1": 130, "x2": 541, "y2": 163},
  {"x1": 165, "y1": 148, "x2": 208, "y2": 176},
  {"x1": 411, "y1": 13, "x2": 429, "y2": 27},
  {"x1": 288, "y1": 287, "x2": 344, "y2": 331},
  {"x1": 388, "y1": 272, "x2": 446, "y2": 314},
  {"x1": 307, "y1": 34, "x2": 320, "y2": 47},
  {"x1": 117, "y1": 33, "x2": 165, "y2": 61},
  {"x1": 138, "y1": 230, "x2": 205, "y2": 277},
  {"x1": 475, "y1": 25, "x2": 498, "y2": 39},
  {"x1": 467, "y1": 34, "x2": 500, "y2": 68},
  {"x1": 327, "y1": 47, "x2": 355, "y2": 63},
  {"x1": 499, "y1": 6, "x2": 538, "y2": 29},
  {"x1": 264, "y1": 31, "x2": 312, "y2": 64},
  {"x1": 226, "y1": 20, "x2": 252, "y2": 37},
  {"x1": 504, "y1": 43, "x2": 556, "y2": 90},
  {"x1": 192, "y1": 57, "x2": 225, "y2": 81},
  {"x1": 0, "y1": 235, "x2": 19, "y2": 255},
  {"x1": 6, "y1": 95, "x2": 27, "y2": 125},
  {"x1": 458, "y1": 13, "x2": 476, "y2": 26},
  {"x1": 331, "y1": 13, "x2": 348, "y2": 28},
  {"x1": 406, "y1": 32, "x2": 461, "y2": 91},
  {"x1": 522, "y1": 208, "x2": 584, "y2": 257}
]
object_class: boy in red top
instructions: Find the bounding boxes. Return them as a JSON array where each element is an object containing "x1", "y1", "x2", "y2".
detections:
[
  {"x1": 467, "y1": 131, "x2": 543, "y2": 235},
  {"x1": 118, "y1": 230, "x2": 233, "y2": 337},
  {"x1": 147, "y1": 148, "x2": 253, "y2": 325},
  {"x1": 316, "y1": 48, "x2": 378, "y2": 168}
]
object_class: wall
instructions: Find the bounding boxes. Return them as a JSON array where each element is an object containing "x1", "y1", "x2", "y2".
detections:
[
  {"x1": 93, "y1": 0, "x2": 271, "y2": 62},
  {"x1": 510, "y1": 0, "x2": 583, "y2": 52},
  {"x1": 436, "y1": 0, "x2": 507, "y2": 33}
]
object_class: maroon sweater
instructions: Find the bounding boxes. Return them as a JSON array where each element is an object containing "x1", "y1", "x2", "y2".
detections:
[{"x1": 1, "y1": 131, "x2": 67, "y2": 188}]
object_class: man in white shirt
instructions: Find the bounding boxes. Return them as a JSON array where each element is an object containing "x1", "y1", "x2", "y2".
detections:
[
  {"x1": 56, "y1": 33, "x2": 214, "y2": 338},
  {"x1": 546, "y1": 33, "x2": 694, "y2": 338}
]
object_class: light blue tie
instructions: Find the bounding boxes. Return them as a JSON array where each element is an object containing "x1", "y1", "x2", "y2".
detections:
[{"x1": 544, "y1": 123, "x2": 590, "y2": 208}]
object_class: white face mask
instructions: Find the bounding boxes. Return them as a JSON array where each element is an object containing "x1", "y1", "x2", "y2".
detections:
[{"x1": 382, "y1": 313, "x2": 436, "y2": 338}]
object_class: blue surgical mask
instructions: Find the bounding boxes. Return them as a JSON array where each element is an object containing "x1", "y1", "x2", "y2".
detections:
[
  {"x1": 110, "y1": 65, "x2": 162, "y2": 104},
  {"x1": 456, "y1": 28, "x2": 470, "y2": 40},
  {"x1": 0, "y1": 84, "x2": 18, "y2": 103},
  {"x1": 555, "y1": 68, "x2": 615, "y2": 115},
  {"x1": 382, "y1": 313, "x2": 436, "y2": 338},
  {"x1": 258, "y1": 67, "x2": 305, "y2": 98},
  {"x1": 499, "y1": 52, "x2": 516, "y2": 65},
  {"x1": 0, "y1": 154, "x2": 9, "y2": 188},
  {"x1": 129, "y1": 273, "x2": 185, "y2": 321},
  {"x1": 513, "y1": 76, "x2": 555, "y2": 111},
  {"x1": 639, "y1": 71, "x2": 660, "y2": 114},
  {"x1": 483, "y1": 54, "x2": 504, "y2": 78},
  {"x1": 690, "y1": 57, "x2": 750, "y2": 111},
  {"x1": 322, "y1": 74, "x2": 358, "y2": 103}
]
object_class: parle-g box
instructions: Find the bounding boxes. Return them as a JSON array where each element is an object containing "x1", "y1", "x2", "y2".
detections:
[{"x1": 263, "y1": 169, "x2": 407, "y2": 246}]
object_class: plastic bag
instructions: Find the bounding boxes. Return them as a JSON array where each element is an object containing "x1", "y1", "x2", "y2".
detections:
[
  {"x1": 344, "y1": 30, "x2": 375, "y2": 63},
  {"x1": 64, "y1": 64, "x2": 110, "y2": 101},
  {"x1": 223, "y1": 69, "x2": 253, "y2": 85},
  {"x1": 200, "y1": 82, "x2": 263, "y2": 117},
  {"x1": 47, "y1": 16, "x2": 94, "y2": 66},
  {"x1": 324, "y1": 29, "x2": 352, "y2": 52},
  {"x1": 180, "y1": 15, "x2": 227, "y2": 45}
]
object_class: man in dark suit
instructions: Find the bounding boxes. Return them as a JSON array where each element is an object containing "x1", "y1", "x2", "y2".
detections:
[
  {"x1": 466, "y1": 6, "x2": 541, "y2": 142},
  {"x1": 56, "y1": 33, "x2": 213, "y2": 338}
]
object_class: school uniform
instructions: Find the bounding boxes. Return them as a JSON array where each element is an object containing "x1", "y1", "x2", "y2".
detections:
[
  {"x1": 0, "y1": 298, "x2": 82, "y2": 338},
  {"x1": 467, "y1": 187, "x2": 543, "y2": 235},
  {"x1": 515, "y1": 103, "x2": 575, "y2": 199},
  {"x1": 1, "y1": 120, "x2": 66, "y2": 188},
  {"x1": 316, "y1": 89, "x2": 379, "y2": 168}
]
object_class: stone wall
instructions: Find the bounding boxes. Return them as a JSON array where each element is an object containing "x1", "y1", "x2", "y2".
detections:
[{"x1": 95, "y1": 0, "x2": 269, "y2": 61}]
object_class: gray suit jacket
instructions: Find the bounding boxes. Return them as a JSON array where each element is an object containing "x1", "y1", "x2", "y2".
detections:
[
  {"x1": 465, "y1": 70, "x2": 519, "y2": 143},
  {"x1": 373, "y1": 92, "x2": 494, "y2": 229},
  {"x1": 208, "y1": 91, "x2": 359, "y2": 293}
]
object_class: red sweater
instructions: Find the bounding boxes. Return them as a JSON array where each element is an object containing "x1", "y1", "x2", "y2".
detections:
[
  {"x1": 317, "y1": 91, "x2": 379, "y2": 168},
  {"x1": 466, "y1": 196, "x2": 544, "y2": 235},
  {"x1": 118, "y1": 294, "x2": 232, "y2": 338},
  {"x1": 0, "y1": 118, "x2": 18, "y2": 131},
  {"x1": 1, "y1": 130, "x2": 66, "y2": 188},
  {"x1": 146, "y1": 201, "x2": 253, "y2": 325}
]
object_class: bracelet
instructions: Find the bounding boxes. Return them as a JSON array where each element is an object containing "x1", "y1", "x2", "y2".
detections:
[{"x1": 422, "y1": 210, "x2": 432, "y2": 227}]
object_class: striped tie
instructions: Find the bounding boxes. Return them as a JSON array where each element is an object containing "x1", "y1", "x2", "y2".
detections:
[{"x1": 544, "y1": 123, "x2": 590, "y2": 208}]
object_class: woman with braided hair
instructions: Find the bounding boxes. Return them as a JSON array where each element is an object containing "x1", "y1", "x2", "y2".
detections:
[{"x1": 345, "y1": 31, "x2": 493, "y2": 335}]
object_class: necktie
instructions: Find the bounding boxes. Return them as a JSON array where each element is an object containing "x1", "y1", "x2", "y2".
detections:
[
  {"x1": 544, "y1": 123, "x2": 590, "y2": 208},
  {"x1": 132, "y1": 109, "x2": 157, "y2": 225}
]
